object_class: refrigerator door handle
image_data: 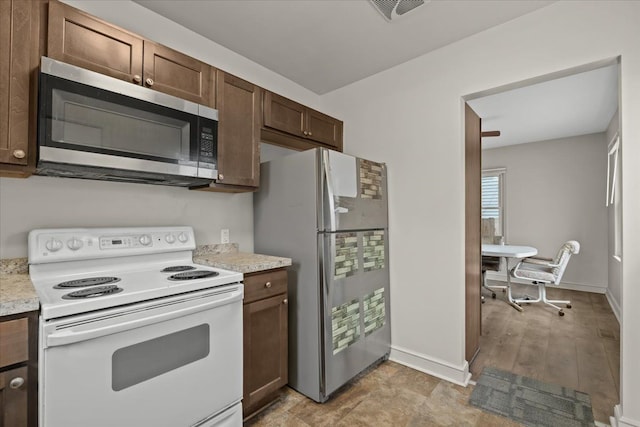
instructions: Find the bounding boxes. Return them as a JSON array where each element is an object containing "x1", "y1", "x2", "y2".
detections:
[{"x1": 322, "y1": 149, "x2": 337, "y2": 231}]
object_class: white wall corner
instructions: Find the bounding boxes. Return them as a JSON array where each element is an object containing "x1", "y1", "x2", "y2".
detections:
[
  {"x1": 389, "y1": 345, "x2": 471, "y2": 387},
  {"x1": 606, "y1": 289, "x2": 622, "y2": 323},
  {"x1": 612, "y1": 404, "x2": 640, "y2": 427}
]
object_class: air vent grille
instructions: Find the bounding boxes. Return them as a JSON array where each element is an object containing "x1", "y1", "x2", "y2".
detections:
[{"x1": 370, "y1": 0, "x2": 426, "y2": 21}]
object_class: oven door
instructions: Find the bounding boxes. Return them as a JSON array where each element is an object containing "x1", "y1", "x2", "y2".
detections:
[
  {"x1": 38, "y1": 57, "x2": 218, "y2": 180},
  {"x1": 40, "y1": 285, "x2": 242, "y2": 427}
]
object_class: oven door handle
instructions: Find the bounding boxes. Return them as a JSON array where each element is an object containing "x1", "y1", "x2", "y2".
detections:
[{"x1": 45, "y1": 289, "x2": 242, "y2": 348}]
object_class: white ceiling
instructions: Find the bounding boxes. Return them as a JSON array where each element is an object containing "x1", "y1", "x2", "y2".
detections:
[
  {"x1": 134, "y1": 0, "x2": 555, "y2": 95},
  {"x1": 133, "y1": 0, "x2": 617, "y2": 149},
  {"x1": 468, "y1": 64, "x2": 619, "y2": 149}
]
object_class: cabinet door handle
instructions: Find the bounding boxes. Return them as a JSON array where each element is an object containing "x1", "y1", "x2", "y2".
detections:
[
  {"x1": 218, "y1": 174, "x2": 224, "y2": 181},
  {"x1": 145, "y1": 78, "x2": 154, "y2": 87},
  {"x1": 132, "y1": 74, "x2": 142, "y2": 84},
  {"x1": 303, "y1": 131, "x2": 308, "y2": 136},
  {"x1": 9, "y1": 377, "x2": 25, "y2": 389},
  {"x1": 308, "y1": 131, "x2": 312, "y2": 136},
  {"x1": 283, "y1": 299, "x2": 288, "y2": 305},
  {"x1": 264, "y1": 282, "x2": 272, "y2": 288},
  {"x1": 12, "y1": 149, "x2": 25, "y2": 159}
]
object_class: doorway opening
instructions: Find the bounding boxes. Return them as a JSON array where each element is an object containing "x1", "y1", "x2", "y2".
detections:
[{"x1": 463, "y1": 57, "x2": 621, "y2": 424}]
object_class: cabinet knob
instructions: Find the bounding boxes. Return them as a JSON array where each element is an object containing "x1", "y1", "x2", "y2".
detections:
[
  {"x1": 303, "y1": 131, "x2": 308, "y2": 136},
  {"x1": 145, "y1": 78, "x2": 154, "y2": 87},
  {"x1": 132, "y1": 74, "x2": 142, "y2": 84},
  {"x1": 218, "y1": 174, "x2": 224, "y2": 180},
  {"x1": 308, "y1": 131, "x2": 312, "y2": 136},
  {"x1": 12, "y1": 149, "x2": 25, "y2": 159},
  {"x1": 283, "y1": 299, "x2": 288, "y2": 305},
  {"x1": 264, "y1": 281, "x2": 272, "y2": 288},
  {"x1": 9, "y1": 377, "x2": 25, "y2": 389}
]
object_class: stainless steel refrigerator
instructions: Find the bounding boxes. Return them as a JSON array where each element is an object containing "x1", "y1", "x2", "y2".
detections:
[{"x1": 254, "y1": 147, "x2": 390, "y2": 402}]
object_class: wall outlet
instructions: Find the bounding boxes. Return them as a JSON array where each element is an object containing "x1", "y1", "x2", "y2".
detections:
[{"x1": 221, "y1": 229, "x2": 230, "y2": 244}]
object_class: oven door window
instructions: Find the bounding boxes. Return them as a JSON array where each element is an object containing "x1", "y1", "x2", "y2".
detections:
[
  {"x1": 112, "y1": 324, "x2": 209, "y2": 391},
  {"x1": 40, "y1": 74, "x2": 198, "y2": 165}
]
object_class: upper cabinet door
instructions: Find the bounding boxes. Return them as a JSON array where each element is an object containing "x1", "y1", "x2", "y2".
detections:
[
  {"x1": 0, "y1": 0, "x2": 40, "y2": 168},
  {"x1": 142, "y1": 41, "x2": 215, "y2": 107},
  {"x1": 307, "y1": 109, "x2": 343, "y2": 150},
  {"x1": 47, "y1": 0, "x2": 143, "y2": 84},
  {"x1": 216, "y1": 71, "x2": 260, "y2": 187},
  {"x1": 263, "y1": 91, "x2": 306, "y2": 137}
]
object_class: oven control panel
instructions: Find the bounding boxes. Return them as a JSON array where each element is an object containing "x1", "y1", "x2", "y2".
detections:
[{"x1": 28, "y1": 227, "x2": 196, "y2": 264}]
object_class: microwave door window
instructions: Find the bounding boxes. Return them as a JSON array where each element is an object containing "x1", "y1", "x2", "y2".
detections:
[{"x1": 50, "y1": 89, "x2": 192, "y2": 164}]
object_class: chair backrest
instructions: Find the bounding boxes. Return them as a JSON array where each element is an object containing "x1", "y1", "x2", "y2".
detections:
[{"x1": 551, "y1": 240, "x2": 580, "y2": 284}]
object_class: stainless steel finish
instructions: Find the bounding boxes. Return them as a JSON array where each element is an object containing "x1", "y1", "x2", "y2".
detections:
[
  {"x1": 145, "y1": 77, "x2": 154, "y2": 87},
  {"x1": 12, "y1": 149, "x2": 26, "y2": 159},
  {"x1": 132, "y1": 74, "x2": 141, "y2": 83},
  {"x1": 9, "y1": 377, "x2": 25, "y2": 389},
  {"x1": 322, "y1": 149, "x2": 337, "y2": 232},
  {"x1": 40, "y1": 146, "x2": 200, "y2": 178},
  {"x1": 254, "y1": 147, "x2": 390, "y2": 403},
  {"x1": 41, "y1": 57, "x2": 218, "y2": 121}
]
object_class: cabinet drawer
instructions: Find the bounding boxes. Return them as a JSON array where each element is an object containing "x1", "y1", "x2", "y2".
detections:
[
  {"x1": 243, "y1": 269, "x2": 287, "y2": 304},
  {"x1": 0, "y1": 318, "x2": 29, "y2": 368}
]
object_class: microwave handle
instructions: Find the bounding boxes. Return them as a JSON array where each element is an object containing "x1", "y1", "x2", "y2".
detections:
[{"x1": 45, "y1": 289, "x2": 242, "y2": 348}]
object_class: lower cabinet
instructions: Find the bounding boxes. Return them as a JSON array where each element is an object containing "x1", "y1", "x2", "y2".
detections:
[
  {"x1": 0, "y1": 312, "x2": 37, "y2": 427},
  {"x1": 242, "y1": 268, "x2": 288, "y2": 419}
]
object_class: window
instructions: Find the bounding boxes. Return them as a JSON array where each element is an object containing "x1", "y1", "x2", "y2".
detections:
[
  {"x1": 481, "y1": 168, "x2": 505, "y2": 242},
  {"x1": 607, "y1": 135, "x2": 622, "y2": 259}
]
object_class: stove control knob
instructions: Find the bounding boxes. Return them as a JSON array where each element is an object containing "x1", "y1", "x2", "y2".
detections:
[
  {"x1": 139, "y1": 234, "x2": 152, "y2": 246},
  {"x1": 165, "y1": 234, "x2": 176, "y2": 244},
  {"x1": 67, "y1": 238, "x2": 83, "y2": 251},
  {"x1": 177, "y1": 232, "x2": 189, "y2": 243},
  {"x1": 45, "y1": 238, "x2": 63, "y2": 252}
]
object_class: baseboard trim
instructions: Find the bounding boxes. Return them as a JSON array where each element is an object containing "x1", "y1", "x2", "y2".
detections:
[
  {"x1": 484, "y1": 272, "x2": 607, "y2": 294},
  {"x1": 605, "y1": 289, "x2": 622, "y2": 323},
  {"x1": 389, "y1": 345, "x2": 471, "y2": 387},
  {"x1": 612, "y1": 404, "x2": 640, "y2": 427}
]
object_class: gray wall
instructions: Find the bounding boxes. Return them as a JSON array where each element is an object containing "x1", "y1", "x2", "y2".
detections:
[{"x1": 482, "y1": 133, "x2": 608, "y2": 290}]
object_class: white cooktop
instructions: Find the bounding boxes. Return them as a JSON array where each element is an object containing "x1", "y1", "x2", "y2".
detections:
[{"x1": 28, "y1": 227, "x2": 242, "y2": 320}]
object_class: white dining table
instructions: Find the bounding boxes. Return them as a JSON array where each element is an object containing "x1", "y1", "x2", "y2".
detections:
[{"x1": 481, "y1": 244, "x2": 537, "y2": 311}]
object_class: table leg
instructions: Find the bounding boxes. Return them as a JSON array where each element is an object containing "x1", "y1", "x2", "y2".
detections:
[{"x1": 505, "y1": 257, "x2": 523, "y2": 312}]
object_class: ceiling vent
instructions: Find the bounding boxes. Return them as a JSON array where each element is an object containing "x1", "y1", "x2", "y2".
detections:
[{"x1": 369, "y1": 0, "x2": 427, "y2": 22}]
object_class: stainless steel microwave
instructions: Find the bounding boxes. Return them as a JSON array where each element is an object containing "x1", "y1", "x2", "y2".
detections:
[{"x1": 37, "y1": 57, "x2": 217, "y2": 187}]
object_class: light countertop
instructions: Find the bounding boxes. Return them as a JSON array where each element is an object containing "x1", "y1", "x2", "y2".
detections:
[
  {"x1": 0, "y1": 258, "x2": 39, "y2": 317},
  {"x1": 194, "y1": 251, "x2": 292, "y2": 274}
]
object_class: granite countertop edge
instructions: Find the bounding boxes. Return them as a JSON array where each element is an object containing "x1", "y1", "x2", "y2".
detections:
[
  {"x1": 194, "y1": 252, "x2": 292, "y2": 274},
  {"x1": 0, "y1": 258, "x2": 39, "y2": 317}
]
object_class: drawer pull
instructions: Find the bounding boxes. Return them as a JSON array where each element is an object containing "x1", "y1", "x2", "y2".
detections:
[
  {"x1": 10, "y1": 377, "x2": 25, "y2": 389},
  {"x1": 132, "y1": 74, "x2": 142, "y2": 84},
  {"x1": 264, "y1": 282, "x2": 272, "y2": 288},
  {"x1": 145, "y1": 78, "x2": 154, "y2": 87},
  {"x1": 12, "y1": 149, "x2": 25, "y2": 159},
  {"x1": 283, "y1": 299, "x2": 288, "y2": 305}
]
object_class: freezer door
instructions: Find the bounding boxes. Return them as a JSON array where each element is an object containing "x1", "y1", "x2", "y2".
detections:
[
  {"x1": 320, "y1": 230, "x2": 391, "y2": 400},
  {"x1": 320, "y1": 149, "x2": 388, "y2": 232}
]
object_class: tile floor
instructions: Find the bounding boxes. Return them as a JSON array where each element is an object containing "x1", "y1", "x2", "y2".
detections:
[
  {"x1": 246, "y1": 284, "x2": 619, "y2": 427},
  {"x1": 246, "y1": 361, "x2": 520, "y2": 427}
]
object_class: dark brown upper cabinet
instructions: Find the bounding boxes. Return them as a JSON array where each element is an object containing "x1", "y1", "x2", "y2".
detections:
[
  {"x1": 47, "y1": 0, "x2": 215, "y2": 107},
  {"x1": 0, "y1": 0, "x2": 43, "y2": 177},
  {"x1": 263, "y1": 91, "x2": 343, "y2": 151},
  {"x1": 214, "y1": 71, "x2": 261, "y2": 188}
]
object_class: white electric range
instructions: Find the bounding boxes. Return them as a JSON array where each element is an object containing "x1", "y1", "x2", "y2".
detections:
[{"x1": 29, "y1": 226, "x2": 243, "y2": 427}]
